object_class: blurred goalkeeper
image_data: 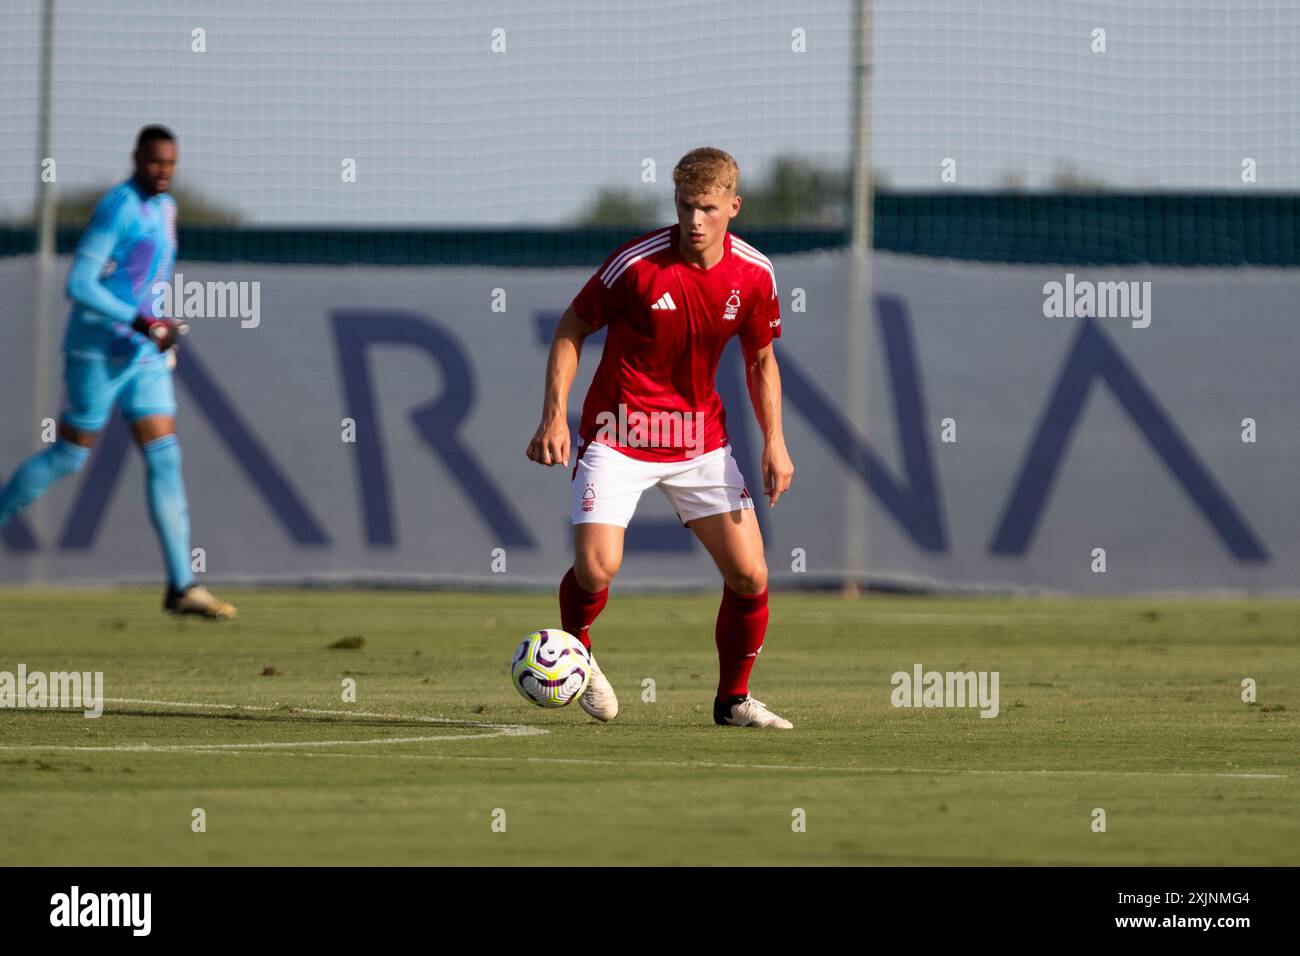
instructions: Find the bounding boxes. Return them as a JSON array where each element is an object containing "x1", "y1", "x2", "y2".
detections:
[{"x1": 0, "y1": 125, "x2": 235, "y2": 619}]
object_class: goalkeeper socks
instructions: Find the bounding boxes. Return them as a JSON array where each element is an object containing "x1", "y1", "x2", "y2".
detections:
[
  {"x1": 715, "y1": 583, "x2": 769, "y2": 699},
  {"x1": 559, "y1": 565, "x2": 608, "y2": 650},
  {"x1": 0, "y1": 439, "x2": 90, "y2": 528},
  {"x1": 141, "y1": 434, "x2": 194, "y2": 591}
]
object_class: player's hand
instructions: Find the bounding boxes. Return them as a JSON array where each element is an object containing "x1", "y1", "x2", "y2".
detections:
[
  {"x1": 761, "y1": 438, "x2": 794, "y2": 507},
  {"x1": 526, "y1": 412, "x2": 570, "y2": 466},
  {"x1": 131, "y1": 316, "x2": 185, "y2": 352}
]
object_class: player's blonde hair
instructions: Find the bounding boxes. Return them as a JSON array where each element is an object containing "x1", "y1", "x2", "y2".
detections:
[{"x1": 673, "y1": 147, "x2": 740, "y2": 196}]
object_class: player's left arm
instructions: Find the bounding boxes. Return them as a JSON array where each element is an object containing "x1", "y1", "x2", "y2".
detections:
[{"x1": 744, "y1": 343, "x2": 794, "y2": 507}]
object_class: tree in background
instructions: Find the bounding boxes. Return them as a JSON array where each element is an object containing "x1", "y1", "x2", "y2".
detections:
[
  {"x1": 575, "y1": 156, "x2": 850, "y2": 228},
  {"x1": 1049, "y1": 162, "x2": 1108, "y2": 193},
  {"x1": 574, "y1": 186, "x2": 661, "y2": 227},
  {"x1": 733, "y1": 156, "x2": 849, "y2": 227}
]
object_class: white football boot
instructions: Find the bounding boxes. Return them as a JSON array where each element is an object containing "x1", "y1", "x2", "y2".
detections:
[
  {"x1": 713, "y1": 694, "x2": 793, "y2": 729},
  {"x1": 579, "y1": 653, "x2": 618, "y2": 722}
]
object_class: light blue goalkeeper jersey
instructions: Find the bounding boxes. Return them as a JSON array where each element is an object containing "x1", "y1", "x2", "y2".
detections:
[{"x1": 63, "y1": 178, "x2": 177, "y2": 360}]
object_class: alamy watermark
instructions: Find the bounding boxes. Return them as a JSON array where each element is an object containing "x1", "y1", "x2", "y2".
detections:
[
  {"x1": 0, "y1": 664, "x2": 103, "y2": 718},
  {"x1": 50, "y1": 886, "x2": 150, "y2": 935},
  {"x1": 890, "y1": 663, "x2": 999, "y2": 718},
  {"x1": 592, "y1": 403, "x2": 706, "y2": 457},
  {"x1": 1043, "y1": 273, "x2": 1151, "y2": 329},
  {"x1": 151, "y1": 273, "x2": 261, "y2": 328}
]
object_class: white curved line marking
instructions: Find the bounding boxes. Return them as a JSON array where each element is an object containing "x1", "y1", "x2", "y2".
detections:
[
  {"x1": 8, "y1": 699, "x2": 1283, "y2": 780},
  {"x1": 0, "y1": 696, "x2": 546, "y2": 753}
]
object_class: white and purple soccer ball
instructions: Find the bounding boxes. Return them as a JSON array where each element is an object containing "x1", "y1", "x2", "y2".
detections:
[{"x1": 510, "y1": 628, "x2": 592, "y2": 708}]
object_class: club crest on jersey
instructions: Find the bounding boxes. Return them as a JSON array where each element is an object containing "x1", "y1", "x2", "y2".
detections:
[
  {"x1": 723, "y1": 289, "x2": 741, "y2": 321},
  {"x1": 581, "y1": 483, "x2": 596, "y2": 513}
]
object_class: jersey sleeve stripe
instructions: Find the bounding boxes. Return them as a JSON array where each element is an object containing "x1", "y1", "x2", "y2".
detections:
[
  {"x1": 602, "y1": 236, "x2": 671, "y2": 287},
  {"x1": 599, "y1": 228, "x2": 672, "y2": 285},
  {"x1": 730, "y1": 236, "x2": 774, "y2": 269},
  {"x1": 731, "y1": 246, "x2": 779, "y2": 298},
  {"x1": 599, "y1": 229, "x2": 671, "y2": 285}
]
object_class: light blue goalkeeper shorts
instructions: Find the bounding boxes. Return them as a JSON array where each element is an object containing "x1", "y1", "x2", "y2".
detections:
[{"x1": 62, "y1": 351, "x2": 177, "y2": 432}]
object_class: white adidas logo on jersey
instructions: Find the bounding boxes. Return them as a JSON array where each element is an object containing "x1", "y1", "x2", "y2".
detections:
[{"x1": 650, "y1": 292, "x2": 677, "y2": 310}]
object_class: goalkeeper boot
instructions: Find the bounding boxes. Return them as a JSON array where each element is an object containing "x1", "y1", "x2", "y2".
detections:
[{"x1": 165, "y1": 584, "x2": 237, "y2": 620}]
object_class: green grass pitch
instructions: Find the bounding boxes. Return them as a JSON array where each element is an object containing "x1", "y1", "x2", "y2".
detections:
[{"x1": 0, "y1": 588, "x2": 1296, "y2": 866}]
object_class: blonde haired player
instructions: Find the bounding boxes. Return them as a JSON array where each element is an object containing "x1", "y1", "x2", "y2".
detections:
[{"x1": 526, "y1": 148, "x2": 794, "y2": 728}]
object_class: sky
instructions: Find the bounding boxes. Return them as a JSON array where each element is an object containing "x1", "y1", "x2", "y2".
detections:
[{"x1": 1, "y1": 0, "x2": 1296, "y2": 225}]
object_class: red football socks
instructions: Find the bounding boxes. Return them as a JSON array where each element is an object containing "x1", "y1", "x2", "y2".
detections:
[
  {"x1": 715, "y1": 583, "x2": 769, "y2": 699},
  {"x1": 559, "y1": 566, "x2": 608, "y2": 650}
]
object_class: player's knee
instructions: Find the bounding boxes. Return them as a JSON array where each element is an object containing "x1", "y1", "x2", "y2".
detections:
[
  {"x1": 57, "y1": 421, "x2": 98, "y2": 449},
  {"x1": 132, "y1": 416, "x2": 177, "y2": 447},
  {"x1": 574, "y1": 553, "x2": 619, "y2": 592},
  {"x1": 727, "y1": 563, "x2": 768, "y2": 595}
]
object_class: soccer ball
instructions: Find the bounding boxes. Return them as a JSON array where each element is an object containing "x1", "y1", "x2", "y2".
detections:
[{"x1": 511, "y1": 628, "x2": 591, "y2": 708}]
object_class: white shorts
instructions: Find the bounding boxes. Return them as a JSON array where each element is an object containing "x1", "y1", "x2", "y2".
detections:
[{"x1": 571, "y1": 441, "x2": 755, "y2": 528}]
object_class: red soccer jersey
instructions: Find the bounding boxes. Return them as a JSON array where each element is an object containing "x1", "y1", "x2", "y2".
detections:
[{"x1": 571, "y1": 225, "x2": 781, "y2": 463}]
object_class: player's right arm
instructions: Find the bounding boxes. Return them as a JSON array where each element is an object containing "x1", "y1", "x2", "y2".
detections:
[
  {"x1": 528, "y1": 235, "x2": 637, "y2": 466},
  {"x1": 526, "y1": 305, "x2": 595, "y2": 467},
  {"x1": 64, "y1": 189, "x2": 140, "y2": 327}
]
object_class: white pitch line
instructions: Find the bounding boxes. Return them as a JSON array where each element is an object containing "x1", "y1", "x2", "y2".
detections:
[
  {"x1": 160, "y1": 749, "x2": 1289, "y2": 780},
  {"x1": 103, "y1": 697, "x2": 526, "y2": 727},
  {"x1": 0, "y1": 734, "x2": 534, "y2": 753},
  {"x1": 8, "y1": 698, "x2": 1289, "y2": 779},
  {"x1": 0, "y1": 696, "x2": 546, "y2": 753}
]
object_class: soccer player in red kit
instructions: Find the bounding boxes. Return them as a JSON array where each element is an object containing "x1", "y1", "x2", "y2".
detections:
[{"x1": 526, "y1": 148, "x2": 795, "y2": 729}]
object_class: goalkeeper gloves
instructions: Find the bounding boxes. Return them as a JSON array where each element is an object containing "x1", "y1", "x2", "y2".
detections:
[{"x1": 131, "y1": 316, "x2": 186, "y2": 352}]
